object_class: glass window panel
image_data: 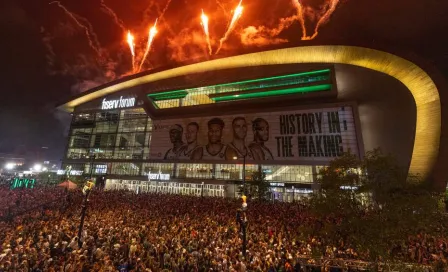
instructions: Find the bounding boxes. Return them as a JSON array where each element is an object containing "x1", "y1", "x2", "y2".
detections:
[
  {"x1": 90, "y1": 148, "x2": 114, "y2": 159},
  {"x1": 67, "y1": 148, "x2": 90, "y2": 159},
  {"x1": 111, "y1": 162, "x2": 141, "y2": 176},
  {"x1": 262, "y1": 165, "x2": 313, "y2": 183},
  {"x1": 177, "y1": 164, "x2": 213, "y2": 179},
  {"x1": 142, "y1": 163, "x2": 174, "y2": 176}
]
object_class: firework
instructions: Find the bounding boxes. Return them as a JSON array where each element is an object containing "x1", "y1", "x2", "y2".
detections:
[
  {"x1": 308, "y1": 0, "x2": 340, "y2": 40},
  {"x1": 100, "y1": 0, "x2": 126, "y2": 32},
  {"x1": 292, "y1": 0, "x2": 308, "y2": 40},
  {"x1": 138, "y1": 19, "x2": 158, "y2": 72},
  {"x1": 127, "y1": 31, "x2": 135, "y2": 72},
  {"x1": 215, "y1": 0, "x2": 243, "y2": 54},
  {"x1": 201, "y1": 10, "x2": 212, "y2": 55},
  {"x1": 49, "y1": 1, "x2": 101, "y2": 55}
]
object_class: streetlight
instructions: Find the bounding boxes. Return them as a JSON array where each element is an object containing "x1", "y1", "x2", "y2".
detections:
[
  {"x1": 33, "y1": 164, "x2": 42, "y2": 172},
  {"x1": 89, "y1": 154, "x2": 96, "y2": 178}
]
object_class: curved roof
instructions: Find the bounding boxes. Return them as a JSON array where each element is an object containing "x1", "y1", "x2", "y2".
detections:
[{"x1": 58, "y1": 46, "x2": 441, "y2": 181}]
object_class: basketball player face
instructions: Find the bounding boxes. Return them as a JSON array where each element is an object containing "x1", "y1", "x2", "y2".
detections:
[
  {"x1": 233, "y1": 119, "x2": 247, "y2": 140},
  {"x1": 208, "y1": 124, "x2": 223, "y2": 144},
  {"x1": 169, "y1": 129, "x2": 182, "y2": 143},
  {"x1": 185, "y1": 125, "x2": 198, "y2": 144},
  {"x1": 255, "y1": 121, "x2": 269, "y2": 142}
]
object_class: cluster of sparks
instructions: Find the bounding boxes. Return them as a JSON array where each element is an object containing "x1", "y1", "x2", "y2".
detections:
[{"x1": 50, "y1": 0, "x2": 341, "y2": 74}]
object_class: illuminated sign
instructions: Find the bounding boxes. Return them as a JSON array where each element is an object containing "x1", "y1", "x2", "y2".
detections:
[
  {"x1": 149, "y1": 105, "x2": 360, "y2": 164},
  {"x1": 10, "y1": 178, "x2": 36, "y2": 189},
  {"x1": 147, "y1": 172, "x2": 170, "y2": 181},
  {"x1": 270, "y1": 183, "x2": 285, "y2": 187},
  {"x1": 57, "y1": 170, "x2": 84, "y2": 176},
  {"x1": 101, "y1": 96, "x2": 136, "y2": 110}
]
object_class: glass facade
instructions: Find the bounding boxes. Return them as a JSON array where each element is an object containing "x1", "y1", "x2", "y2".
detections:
[
  {"x1": 65, "y1": 107, "x2": 317, "y2": 184},
  {"x1": 62, "y1": 160, "x2": 314, "y2": 184},
  {"x1": 149, "y1": 69, "x2": 331, "y2": 109},
  {"x1": 67, "y1": 108, "x2": 152, "y2": 160}
]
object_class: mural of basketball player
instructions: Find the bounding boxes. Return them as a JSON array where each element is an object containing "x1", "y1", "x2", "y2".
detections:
[
  {"x1": 164, "y1": 124, "x2": 184, "y2": 160},
  {"x1": 249, "y1": 118, "x2": 274, "y2": 160},
  {"x1": 225, "y1": 117, "x2": 253, "y2": 160},
  {"x1": 200, "y1": 118, "x2": 227, "y2": 160},
  {"x1": 178, "y1": 122, "x2": 202, "y2": 160}
]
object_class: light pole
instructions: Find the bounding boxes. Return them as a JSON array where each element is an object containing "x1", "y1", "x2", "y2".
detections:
[
  {"x1": 233, "y1": 154, "x2": 247, "y2": 195},
  {"x1": 89, "y1": 154, "x2": 96, "y2": 179},
  {"x1": 77, "y1": 180, "x2": 94, "y2": 247},
  {"x1": 236, "y1": 195, "x2": 248, "y2": 258},
  {"x1": 292, "y1": 186, "x2": 295, "y2": 203}
]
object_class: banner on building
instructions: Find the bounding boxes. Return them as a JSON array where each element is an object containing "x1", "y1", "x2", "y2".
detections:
[{"x1": 149, "y1": 106, "x2": 360, "y2": 163}]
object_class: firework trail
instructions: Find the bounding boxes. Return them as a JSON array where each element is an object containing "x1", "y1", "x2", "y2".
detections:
[
  {"x1": 138, "y1": 19, "x2": 158, "y2": 72},
  {"x1": 307, "y1": 0, "x2": 340, "y2": 40},
  {"x1": 49, "y1": 1, "x2": 101, "y2": 55},
  {"x1": 215, "y1": 0, "x2": 228, "y2": 16},
  {"x1": 127, "y1": 31, "x2": 135, "y2": 72},
  {"x1": 200, "y1": 10, "x2": 212, "y2": 55},
  {"x1": 100, "y1": 0, "x2": 126, "y2": 32},
  {"x1": 160, "y1": 0, "x2": 172, "y2": 19},
  {"x1": 292, "y1": 0, "x2": 308, "y2": 40},
  {"x1": 215, "y1": 0, "x2": 243, "y2": 54}
]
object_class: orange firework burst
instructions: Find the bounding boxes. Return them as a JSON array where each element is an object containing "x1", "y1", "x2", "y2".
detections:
[
  {"x1": 293, "y1": 0, "x2": 340, "y2": 40},
  {"x1": 127, "y1": 31, "x2": 135, "y2": 72},
  {"x1": 292, "y1": 0, "x2": 308, "y2": 40},
  {"x1": 138, "y1": 19, "x2": 158, "y2": 72},
  {"x1": 201, "y1": 9, "x2": 212, "y2": 55},
  {"x1": 215, "y1": 0, "x2": 243, "y2": 54},
  {"x1": 308, "y1": 0, "x2": 340, "y2": 40}
]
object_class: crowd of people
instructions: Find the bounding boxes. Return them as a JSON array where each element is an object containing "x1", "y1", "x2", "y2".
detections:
[
  {"x1": 0, "y1": 186, "x2": 447, "y2": 271},
  {"x1": 0, "y1": 187, "x2": 66, "y2": 219}
]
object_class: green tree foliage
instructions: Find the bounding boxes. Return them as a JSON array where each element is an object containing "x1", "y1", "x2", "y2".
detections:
[{"x1": 300, "y1": 149, "x2": 447, "y2": 265}]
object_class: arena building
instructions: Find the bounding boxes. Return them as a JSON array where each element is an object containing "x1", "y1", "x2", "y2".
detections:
[{"x1": 57, "y1": 46, "x2": 445, "y2": 200}]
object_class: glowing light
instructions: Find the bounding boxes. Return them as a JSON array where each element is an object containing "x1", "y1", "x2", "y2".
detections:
[
  {"x1": 201, "y1": 9, "x2": 212, "y2": 55},
  {"x1": 138, "y1": 19, "x2": 158, "y2": 72},
  {"x1": 216, "y1": 0, "x2": 243, "y2": 54},
  {"x1": 127, "y1": 31, "x2": 135, "y2": 72},
  {"x1": 5, "y1": 163, "x2": 15, "y2": 170},
  {"x1": 33, "y1": 164, "x2": 42, "y2": 172}
]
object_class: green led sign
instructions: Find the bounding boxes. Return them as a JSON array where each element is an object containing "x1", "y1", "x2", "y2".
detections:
[
  {"x1": 208, "y1": 68, "x2": 330, "y2": 89},
  {"x1": 148, "y1": 90, "x2": 189, "y2": 101},
  {"x1": 146, "y1": 69, "x2": 331, "y2": 100},
  {"x1": 210, "y1": 84, "x2": 332, "y2": 102},
  {"x1": 10, "y1": 178, "x2": 36, "y2": 190}
]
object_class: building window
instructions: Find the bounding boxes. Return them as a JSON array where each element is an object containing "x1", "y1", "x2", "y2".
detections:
[
  {"x1": 111, "y1": 162, "x2": 142, "y2": 176},
  {"x1": 262, "y1": 165, "x2": 313, "y2": 183}
]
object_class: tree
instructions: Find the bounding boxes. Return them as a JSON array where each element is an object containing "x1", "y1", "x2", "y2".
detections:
[{"x1": 299, "y1": 149, "x2": 448, "y2": 264}]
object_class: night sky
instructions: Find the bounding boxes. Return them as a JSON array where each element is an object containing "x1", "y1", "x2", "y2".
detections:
[{"x1": 0, "y1": 0, "x2": 447, "y2": 162}]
